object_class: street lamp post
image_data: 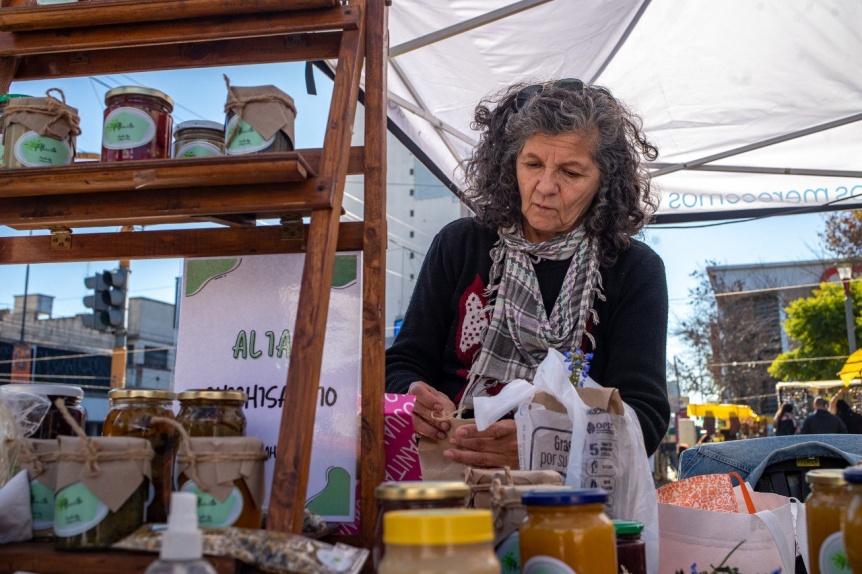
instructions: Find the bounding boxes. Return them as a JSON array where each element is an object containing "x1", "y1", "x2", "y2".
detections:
[{"x1": 837, "y1": 262, "x2": 857, "y2": 354}]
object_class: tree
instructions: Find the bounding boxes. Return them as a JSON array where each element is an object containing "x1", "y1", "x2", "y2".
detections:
[
  {"x1": 675, "y1": 263, "x2": 783, "y2": 414},
  {"x1": 768, "y1": 282, "x2": 862, "y2": 381},
  {"x1": 820, "y1": 210, "x2": 862, "y2": 260}
]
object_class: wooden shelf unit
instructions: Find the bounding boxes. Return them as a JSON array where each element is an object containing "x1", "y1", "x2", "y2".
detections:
[{"x1": 0, "y1": 0, "x2": 387, "y2": 554}]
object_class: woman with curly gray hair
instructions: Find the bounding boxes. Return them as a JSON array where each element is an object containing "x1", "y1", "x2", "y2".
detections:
[{"x1": 386, "y1": 79, "x2": 669, "y2": 468}]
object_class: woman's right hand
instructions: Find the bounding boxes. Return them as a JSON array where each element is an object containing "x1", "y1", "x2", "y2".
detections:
[{"x1": 408, "y1": 381, "x2": 457, "y2": 440}]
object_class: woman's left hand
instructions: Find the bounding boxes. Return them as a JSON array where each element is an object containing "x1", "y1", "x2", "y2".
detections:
[{"x1": 443, "y1": 420, "x2": 519, "y2": 469}]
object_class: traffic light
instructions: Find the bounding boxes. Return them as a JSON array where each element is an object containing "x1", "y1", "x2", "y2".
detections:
[{"x1": 81, "y1": 268, "x2": 129, "y2": 332}]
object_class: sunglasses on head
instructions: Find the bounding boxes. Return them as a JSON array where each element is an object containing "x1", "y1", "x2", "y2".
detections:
[{"x1": 514, "y1": 78, "x2": 586, "y2": 111}]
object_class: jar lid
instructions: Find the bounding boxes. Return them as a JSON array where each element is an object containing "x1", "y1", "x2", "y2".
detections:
[
  {"x1": 383, "y1": 509, "x2": 493, "y2": 545},
  {"x1": 613, "y1": 519, "x2": 644, "y2": 535},
  {"x1": 174, "y1": 120, "x2": 224, "y2": 134},
  {"x1": 375, "y1": 481, "x2": 470, "y2": 501},
  {"x1": 0, "y1": 383, "x2": 83, "y2": 399},
  {"x1": 177, "y1": 389, "x2": 247, "y2": 402},
  {"x1": 0, "y1": 94, "x2": 31, "y2": 104},
  {"x1": 105, "y1": 86, "x2": 174, "y2": 108},
  {"x1": 805, "y1": 469, "x2": 846, "y2": 486},
  {"x1": 522, "y1": 487, "x2": 608, "y2": 506},
  {"x1": 844, "y1": 466, "x2": 862, "y2": 485},
  {"x1": 109, "y1": 388, "x2": 176, "y2": 402}
]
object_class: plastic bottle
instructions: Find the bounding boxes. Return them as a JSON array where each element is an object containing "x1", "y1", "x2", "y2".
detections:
[{"x1": 144, "y1": 492, "x2": 217, "y2": 574}]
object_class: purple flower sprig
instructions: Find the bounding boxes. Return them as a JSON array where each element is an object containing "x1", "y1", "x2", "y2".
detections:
[{"x1": 563, "y1": 349, "x2": 593, "y2": 387}]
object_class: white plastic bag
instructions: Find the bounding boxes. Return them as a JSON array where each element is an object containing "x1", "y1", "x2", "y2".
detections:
[{"x1": 473, "y1": 349, "x2": 659, "y2": 574}]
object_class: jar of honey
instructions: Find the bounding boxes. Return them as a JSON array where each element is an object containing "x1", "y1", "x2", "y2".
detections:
[
  {"x1": 379, "y1": 509, "x2": 500, "y2": 574},
  {"x1": 2, "y1": 384, "x2": 86, "y2": 438},
  {"x1": 805, "y1": 468, "x2": 853, "y2": 574},
  {"x1": 102, "y1": 86, "x2": 173, "y2": 162},
  {"x1": 173, "y1": 120, "x2": 224, "y2": 158},
  {"x1": 177, "y1": 389, "x2": 247, "y2": 437},
  {"x1": 520, "y1": 488, "x2": 616, "y2": 573},
  {"x1": 843, "y1": 466, "x2": 862, "y2": 571},
  {"x1": 102, "y1": 388, "x2": 177, "y2": 523},
  {"x1": 373, "y1": 481, "x2": 470, "y2": 569}
]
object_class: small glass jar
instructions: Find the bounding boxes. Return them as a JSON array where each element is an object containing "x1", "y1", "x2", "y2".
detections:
[
  {"x1": 520, "y1": 488, "x2": 617, "y2": 573},
  {"x1": 844, "y1": 467, "x2": 862, "y2": 571},
  {"x1": 0, "y1": 93, "x2": 30, "y2": 168},
  {"x1": 177, "y1": 389, "x2": 247, "y2": 437},
  {"x1": 173, "y1": 120, "x2": 225, "y2": 158},
  {"x1": 379, "y1": 509, "x2": 500, "y2": 574},
  {"x1": 102, "y1": 388, "x2": 177, "y2": 523},
  {"x1": 102, "y1": 86, "x2": 173, "y2": 162},
  {"x1": 224, "y1": 109, "x2": 292, "y2": 155},
  {"x1": 2, "y1": 383, "x2": 86, "y2": 438},
  {"x1": 614, "y1": 520, "x2": 646, "y2": 574},
  {"x1": 374, "y1": 481, "x2": 470, "y2": 569},
  {"x1": 806, "y1": 468, "x2": 853, "y2": 574}
]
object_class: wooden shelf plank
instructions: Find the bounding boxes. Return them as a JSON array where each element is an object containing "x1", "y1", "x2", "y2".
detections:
[
  {"x1": 0, "y1": 0, "x2": 339, "y2": 33},
  {"x1": 14, "y1": 31, "x2": 342, "y2": 80},
  {"x1": 0, "y1": 541, "x2": 241, "y2": 574},
  {"x1": 0, "y1": 5, "x2": 357, "y2": 56},
  {"x1": 0, "y1": 152, "x2": 314, "y2": 198},
  {"x1": 0, "y1": 221, "x2": 364, "y2": 263}
]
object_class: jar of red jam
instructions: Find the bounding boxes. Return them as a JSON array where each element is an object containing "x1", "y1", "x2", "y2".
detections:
[
  {"x1": 613, "y1": 520, "x2": 646, "y2": 574},
  {"x1": 102, "y1": 86, "x2": 173, "y2": 162}
]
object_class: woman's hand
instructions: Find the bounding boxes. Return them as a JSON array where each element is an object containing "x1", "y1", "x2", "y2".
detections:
[
  {"x1": 444, "y1": 420, "x2": 519, "y2": 469},
  {"x1": 408, "y1": 381, "x2": 457, "y2": 440}
]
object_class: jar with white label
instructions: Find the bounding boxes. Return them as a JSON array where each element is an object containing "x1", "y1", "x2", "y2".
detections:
[
  {"x1": 805, "y1": 469, "x2": 853, "y2": 574},
  {"x1": 0, "y1": 93, "x2": 30, "y2": 168},
  {"x1": 102, "y1": 86, "x2": 173, "y2": 162},
  {"x1": 173, "y1": 120, "x2": 224, "y2": 158},
  {"x1": 3, "y1": 94, "x2": 78, "y2": 169}
]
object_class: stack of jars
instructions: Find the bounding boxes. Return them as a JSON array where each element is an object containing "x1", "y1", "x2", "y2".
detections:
[{"x1": 806, "y1": 466, "x2": 862, "y2": 572}]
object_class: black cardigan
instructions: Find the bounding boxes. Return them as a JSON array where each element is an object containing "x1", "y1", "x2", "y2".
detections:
[{"x1": 386, "y1": 217, "x2": 670, "y2": 455}]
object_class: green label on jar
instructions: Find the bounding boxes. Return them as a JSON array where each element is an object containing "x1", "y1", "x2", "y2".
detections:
[
  {"x1": 523, "y1": 556, "x2": 577, "y2": 574},
  {"x1": 819, "y1": 531, "x2": 851, "y2": 573},
  {"x1": 54, "y1": 482, "x2": 109, "y2": 537},
  {"x1": 497, "y1": 531, "x2": 521, "y2": 574},
  {"x1": 13, "y1": 131, "x2": 73, "y2": 167},
  {"x1": 103, "y1": 107, "x2": 156, "y2": 150},
  {"x1": 176, "y1": 141, "x2": 222, "y2": 158},
  {"x1": 225, "y1": 115, "x2": 274, "y2": 155},
  {"x1": 30, "y1": 480, "x2": 55, "y2": 530},
  {"x1": 180, "y1": 480, "x2": 243, "y2": 527}
]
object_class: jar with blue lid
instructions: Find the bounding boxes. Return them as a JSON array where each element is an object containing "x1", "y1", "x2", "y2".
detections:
[{"x1": 519, "y1": 488, "x2": 616, "y2": 573}]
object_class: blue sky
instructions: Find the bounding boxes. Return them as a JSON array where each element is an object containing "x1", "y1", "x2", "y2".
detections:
[{"x1": 0, "y1": 63, "x2": 832, "y2": 362}]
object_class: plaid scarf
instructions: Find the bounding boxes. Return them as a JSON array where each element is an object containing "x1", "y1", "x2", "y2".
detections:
[{"x1": 459, "y1": 223, "x2": 604, "y2": 410}]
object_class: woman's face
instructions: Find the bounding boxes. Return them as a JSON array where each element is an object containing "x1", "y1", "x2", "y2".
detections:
[{"x1": 516, "y1": 131, "x2": 601, "y2": 243}]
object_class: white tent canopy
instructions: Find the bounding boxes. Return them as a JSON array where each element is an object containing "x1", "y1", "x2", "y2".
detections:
[{"x1": 383, "y1": 0, "x2": 862, "y2": 223}]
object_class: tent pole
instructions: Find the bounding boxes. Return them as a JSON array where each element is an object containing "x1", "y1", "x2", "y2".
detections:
[
  {"x1": 387, "y1": 92, "x2": 477, "y2": 146},
  {"x1": 646, "y1": 164, "x2": 862, "y2": 179}
]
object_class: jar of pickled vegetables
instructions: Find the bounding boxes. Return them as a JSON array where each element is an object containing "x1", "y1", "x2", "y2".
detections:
[
  {"x1": 102, "y1": 388, "x2": 177, "y2": 523},
  {"x1": 3, "y1": 93, "x2": 79, "y2": 169},
  {"x1": 2, "y1": 383, "x2": 86, "y2": 438},
  {"x1": 520, "y1": 488, "x2": 616, "y2": 573},
  {"x1": 844, "y1": 466, "x2": 862, "y2": 571},
  {"x1": 173, "y1": 120, "x2": 224, "y2": 158},
  {"x1": 177, "y1": 389, "x2": 247, "y2": 437},
  {"x1": 379, "y1": 509, "x2": 500, "y2": 574},
  {"x1": 0, "y1": 93, "x2": 30, "y2": 167},
  {"x1": 805, "y1": 468, "x2": 853, "y2": 574},
  {"x1": 102, "y1": 86, "x2": 173, "y2": 162},
  {"x1": 374, "y1": 481, "x2": 470, "y2": 569},
  {"x1": 223, "y1": 82, "x2": 295, "y2": 155}
]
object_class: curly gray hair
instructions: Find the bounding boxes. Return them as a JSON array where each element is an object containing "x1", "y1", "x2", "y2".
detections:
[{"x1": 462, "y1": 80, "x2": 659, "y2": 264}]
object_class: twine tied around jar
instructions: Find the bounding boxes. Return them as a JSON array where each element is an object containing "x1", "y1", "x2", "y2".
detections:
[
  {"x1": 14, "y1": 438, "x2": 57, "y2": 477},
  {"x1": 150, "y1": 416, "x2": 267, "y2": 495},
  {"x1": 5, "y1": 88, "x2": 82, "y2": 138},
  {"x1": 53, "y1": 398, "x2": 153, "y2": 478},
  {"x1": 222, "y1": 74, "x2": 296, "y2": 147}
]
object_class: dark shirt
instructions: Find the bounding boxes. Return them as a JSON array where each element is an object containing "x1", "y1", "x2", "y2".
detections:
[
  {"x1": 800, "y1": 409, "x2": 848, "y2": 435},
  {"x1": 385, "y1": 217, "x2": 670, "y2": 455},
  {"x1": 837, "y1": 411, "x2": 862, "y2": 434}
]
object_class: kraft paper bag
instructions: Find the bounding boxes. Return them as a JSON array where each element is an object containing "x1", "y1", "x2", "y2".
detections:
[{"x1": 418, "y1": 418, "x2": 474, "y2": 481}]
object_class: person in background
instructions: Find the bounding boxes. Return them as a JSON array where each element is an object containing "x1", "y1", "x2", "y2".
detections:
[
  {"x1": 386, "y1": 79, "x2": 669, "y2": 467},
  {"x1": 773, "y1": 402, "x2": 798, "y2": 436},
  {"x1": 830, "y1": 396, "x2": 862, "y2": 434},
  {"x1": 800, "y1": 396, "x2": 847, "y2": 434}
]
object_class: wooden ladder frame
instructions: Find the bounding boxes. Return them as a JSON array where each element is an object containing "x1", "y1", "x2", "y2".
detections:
[{"x1": 0, "y1": 0, "x2": 387, "y2": 549}]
